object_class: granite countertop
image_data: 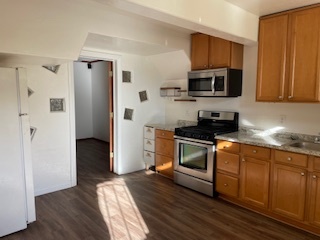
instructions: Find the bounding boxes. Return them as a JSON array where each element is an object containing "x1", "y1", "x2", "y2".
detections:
[
  {"x1": 216, "y1": 128, "x2": 320, "y2": 157},
  {"x1": 145, "y1": 120, "x2": 197, "y2": 132}
]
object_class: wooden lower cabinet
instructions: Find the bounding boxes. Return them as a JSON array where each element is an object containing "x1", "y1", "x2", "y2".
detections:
[
  {"x1": 155, "y1": 154, "x2": 173, "y2": 179},
  {"x1": 309, "y1": 172, "x2": 320, "y2": 227},
  {"x1": 271, "y1": 164, "x2": 307, "y2": 221},
  {"x1": 155, "y1": 129, "x2": 174, "y2": 179},
  {"x1": 240, "y1": 157, "x2": 270, "y2": 208},
  {"x1": 216, "y1": 140, "x2": 320, "y2": 236},
  {"x1": 216, "y1": 173, "x2": 239, "y2": 197}
]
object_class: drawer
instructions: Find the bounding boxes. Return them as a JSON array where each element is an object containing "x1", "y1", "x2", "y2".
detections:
[
  {"x1": 156, "y1": 129, "x2": 174, "y2": 139},
  {"x1": 144, "y1": 150, "x2": 155, "y2": 165},
  {"x1": 314, "y1": 157, "x2": 320, "y2": 171},
  {"x1": 144, "y1": 126, "x2": 155, "y2": 140},
  {"x1": 242, "y1": 144, "x2": 271, "y2": 159},
  {"x1": 217, "y1": 140, "x2": 240, "y2": 153},
  {"x1": 156, "y1": 138, "x2": 174, "y2": 157},
  {"x1": 156, "y1": 154, "x2": 173, "y2": 179},
  {"x1": 144, "y1": 138, "x2": 155, "y2": 152},
  {"x1": 216, "y1": 151, "x2": 240, "y2": 175},
  {"x1": 274, "y1": 150, "x2": 308, "y2": 168},
  {"x1": 216, "y1": 173, "x2": 239, "y2": 197}
]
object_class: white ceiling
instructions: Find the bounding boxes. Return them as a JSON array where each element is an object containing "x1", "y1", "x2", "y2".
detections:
[
  {"x1": 83, "y1": 0, "x2": 320, "y2": 57},
  {"x1": 225, "y1": 0, "x2": 320, "y2": 16}
]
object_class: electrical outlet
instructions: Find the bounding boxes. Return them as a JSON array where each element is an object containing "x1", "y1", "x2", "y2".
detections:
[{"x1": 280, "y1": 115, "x2": 286, "y2": 124}]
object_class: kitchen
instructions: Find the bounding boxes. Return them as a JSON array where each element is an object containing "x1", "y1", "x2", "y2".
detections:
[{"x1": 1, "y1": 0, "x2": 320, "y2": 238}]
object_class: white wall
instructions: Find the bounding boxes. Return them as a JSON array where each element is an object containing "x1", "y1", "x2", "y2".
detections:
[
  {"x1": 74, "y1": 62, "x2": 93, "y2": 139},
  {"x1": 91, "y1": 61, "x2": 110, "y2": 142},
  {"x1": 118, "y1": 54, "x2": 165, "y2": 174},
  {"x1": 164, "y1": 46, "x2": 320, "y2": 136},
  {"x1": 27, "y1": 64, "x2": 75, "y2": 196}
]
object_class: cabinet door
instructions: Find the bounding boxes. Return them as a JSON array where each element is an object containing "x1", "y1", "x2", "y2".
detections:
[
  {"x1": 191, "y1": 33, "x2": 209, "y2": 70},
  {"x1": 272, "y1": 164, "x2": 307, "y2": 220},
  {"x1": 256, "y1": 14, "x2": 288, "y2": 101},
  {"x1": 288, "y1": 7, "x2": 320, "y2": 102},
  {"x1": 240, "y1": 157, "x2": 270, "y2": 208},
  {"x1": 156, "y1": 154, "x2": 173, "y2": 179},
  {"x1": 209, "y1": 37, "x2": 231, "y2": 69},
  {"x1": 309, "y1": 172, "x2": 320, "y2": 227}
]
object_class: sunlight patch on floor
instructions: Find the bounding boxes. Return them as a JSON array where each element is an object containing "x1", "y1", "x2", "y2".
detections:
[{"x1": 96, "y1": 178, "x2": 149, "y2": 240}]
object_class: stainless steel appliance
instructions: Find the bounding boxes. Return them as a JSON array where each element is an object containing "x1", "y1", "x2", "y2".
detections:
[
  {"x1": 188, "y1": 68, "x2": 242, "y2": 97},
  {"x1": 174, "y1": 110, "x2": 239, "y2": 196}
]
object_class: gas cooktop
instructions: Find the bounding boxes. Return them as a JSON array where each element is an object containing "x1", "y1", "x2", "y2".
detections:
[{"x1": 174, "y1": 110, "x2": 239, "y2": 142}]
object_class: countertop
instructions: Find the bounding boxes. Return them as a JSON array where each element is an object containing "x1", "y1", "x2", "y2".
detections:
[
  {"x1": 145, "y1": 120, "x2": 196, "y2": 132},
  {"x1": 216, "y1": 128, "x2": 320, "y2": 157}
]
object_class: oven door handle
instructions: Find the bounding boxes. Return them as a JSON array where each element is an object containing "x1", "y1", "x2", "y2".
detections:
[{"x1": 211, "y1": 74, "x2": 216, "y2": 95}]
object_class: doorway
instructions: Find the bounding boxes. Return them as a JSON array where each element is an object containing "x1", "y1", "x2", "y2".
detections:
[{"x1": 73, "y1": 59, "x2": 114, "y2": 172}]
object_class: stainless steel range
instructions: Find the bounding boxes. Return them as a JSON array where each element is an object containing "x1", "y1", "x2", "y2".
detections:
[{"x1": 174, "y1": 110, "x2": 239, "y2": 196}]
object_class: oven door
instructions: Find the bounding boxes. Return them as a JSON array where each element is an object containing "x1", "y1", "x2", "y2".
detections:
[{"x1": 174, "y1": 137, "x2": 215, "y2": 182}]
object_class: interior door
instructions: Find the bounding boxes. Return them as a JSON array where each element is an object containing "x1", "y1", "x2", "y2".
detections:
[
  {"x1": 108, "y1": 62, "x2": 114, "y2": 172},
  {"x1": 0, "y1": 68, "x2": 27, "y2": 237}
]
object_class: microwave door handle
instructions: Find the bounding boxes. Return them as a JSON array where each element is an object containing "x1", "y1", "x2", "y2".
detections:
[{"x1": 211, "y1": 74, "x2": 216, "y2": 95}]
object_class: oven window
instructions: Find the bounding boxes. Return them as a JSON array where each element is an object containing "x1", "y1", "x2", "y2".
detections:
[{"x1": 179, "y1": 143, "x2": 207, "y2": 170}]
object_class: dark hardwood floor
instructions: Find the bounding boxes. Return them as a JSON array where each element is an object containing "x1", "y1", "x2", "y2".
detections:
[{"x1": 3, "y1": 138, "x2": 320, "y2": 239}]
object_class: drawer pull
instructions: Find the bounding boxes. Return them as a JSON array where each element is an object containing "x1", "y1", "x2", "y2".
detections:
[
  {"x1": 313, "y1": 175, "x2": 317, "y2": 179},
  {"x1": 287, "y1": 157, "x2": 292, "y2": 161},
  {"x1": 242, "y1": 159, "x2": 245, "y2": 162},
  {"x1": 146, "y1": 153, "x2": 151, "y2": 157},
  {"x1": 147, "y1": 128, "x2": 152, "y2": 132},
  {"x1": 223, "y1": 145, "x2": 229, "y2": 149},
  {"x1": 162, "y1": 163, "x2": 166, "y2": 166},
  {"x1": 224, "y1": 161, "x2": 229, "y2": 164},
  {"x1": 224, "y1": 183, "x2": 228, "y2": 187},
  {"x1": 162, "y1": 133, "x2": 165, "y2": 136},
  {"x1": 252, "y1": 150, "x2": 257, "y2": 153},
  {"x1": 147, "y1": 140, "x2": 151, "y2": 145},
  {"x1": 301, "y1": 172, "x2": 305, "y2": 176}
]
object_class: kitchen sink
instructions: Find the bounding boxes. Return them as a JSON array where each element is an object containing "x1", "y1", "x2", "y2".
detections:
[{"x1": 286, "y1": 141, "x2": 320, "y2": 151}]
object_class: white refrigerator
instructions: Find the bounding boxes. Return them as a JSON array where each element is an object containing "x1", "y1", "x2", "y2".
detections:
[{"x1": 0, "y1": 67, "x2": 36, "y2": 237}]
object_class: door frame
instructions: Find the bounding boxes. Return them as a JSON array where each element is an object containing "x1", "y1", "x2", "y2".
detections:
[{"x1": 70, "y1": 49, "x2": 121, "y2": 177}]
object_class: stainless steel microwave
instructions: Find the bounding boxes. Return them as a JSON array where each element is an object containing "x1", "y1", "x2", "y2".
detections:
[{"x1": 188, "y1": 68, "x2": 242, "y2": 97}]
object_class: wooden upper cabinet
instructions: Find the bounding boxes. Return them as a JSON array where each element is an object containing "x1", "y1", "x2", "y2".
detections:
[
  {"x1": 257, "y1": 6, "x2": 320, "y2": 102},
  {"x1": 288, "y1": 7, "x2": 320, "y2": 102},
  {"x1": 191, "y1": 33, "x2": 210, "y2": 70},
  {"x1": 191, "y1": 33, "x2": 243, "y2": 70},
  {"x1": 256, "y1": 14, "x2": 288, "y2": 102}
]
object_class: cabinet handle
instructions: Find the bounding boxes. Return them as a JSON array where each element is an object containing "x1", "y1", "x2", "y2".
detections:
[
  {"x1": 252, "y1": 150, "x2": 257, "y2": 153},
  {"x1": 161, "y1": 163, "x2": 166, "y2": 166},
  {"x1": 147, "y1": 140, "x2": 151, "y2": 145},
  {"x1": 204, "y1": 65, "x2": 207, "y2": 68},
  {"x1": 223, "y1": 145, "x2": 229, "y2": 149},
  {"x1": 146, "y1": 153, "x2": 151, "y2": 157},
  {"x1": 224, "y1": 183, "x2": 228, "y2": 187},
  {"x1": 242, "y1": 159, "x2": 245, "y2": 162},
  {"x1": 224, "y1": 161, "x2": 229, "y2": 164},
  {"x1": 162, "y1": 133, "x2": 165, "y2": 136},
  {"x1": 147, "y1": 128, "x2": 152, "y2": 132},
  {"x1": 278, "y1": 96, "x2": 283, "y2": 99},
  {"x1": 287, "y1": 157, "x2": 292, "y2": 161},
  {"x1": 301, "y1": 172, "x2": 305, "y2": 176},
  {"x1": 288, "y1": 96, "x2": 293, "y2": 99},
  {"x1": 313, "y1": 175, "x2": 317, "y2": 179}
]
